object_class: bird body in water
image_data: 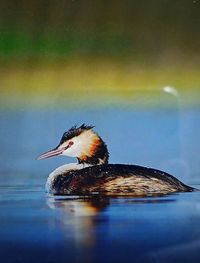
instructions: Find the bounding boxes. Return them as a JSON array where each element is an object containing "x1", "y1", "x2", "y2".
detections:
[{"x1": 37, "y1": 124, "x2": 194, "y2": 196}]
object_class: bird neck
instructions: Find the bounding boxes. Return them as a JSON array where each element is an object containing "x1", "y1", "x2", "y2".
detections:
[{"x1": 77, "y1": 137, "x2": 109, "y2": 166}]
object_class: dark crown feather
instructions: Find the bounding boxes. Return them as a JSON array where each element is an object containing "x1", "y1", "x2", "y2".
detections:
[{"x1": 59, "y1": 124, "x2": 95, "y2": 144}]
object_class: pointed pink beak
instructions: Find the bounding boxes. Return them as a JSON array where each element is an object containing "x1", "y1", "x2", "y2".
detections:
[{"x1": 37, "y1": 147, "x2": 66, "y2": 160}]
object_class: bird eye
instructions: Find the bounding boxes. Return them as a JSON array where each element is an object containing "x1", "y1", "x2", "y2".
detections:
[{"x1": 68, "y1": 141, "x2": 74, "y2": 147}]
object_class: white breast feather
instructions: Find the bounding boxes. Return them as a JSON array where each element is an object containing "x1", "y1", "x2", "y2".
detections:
[{"x1": 45, "y1": 163, "x2": 91, "y2": 193}]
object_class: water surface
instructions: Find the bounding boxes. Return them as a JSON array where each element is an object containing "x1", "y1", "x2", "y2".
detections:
[{"x1": 0, "y1": 107, "x2": 200, "y2": 263}]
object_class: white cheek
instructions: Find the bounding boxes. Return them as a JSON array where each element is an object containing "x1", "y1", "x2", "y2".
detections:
[
  {"x1": 62, "y1": 141, "x2": 83, "y2": 157},
  {"x1": 62, "y1": 147, "x2": 77, "y2": 157},
  {"x1": 60, "y1": 131, "x2": 94, "y2": 158}
]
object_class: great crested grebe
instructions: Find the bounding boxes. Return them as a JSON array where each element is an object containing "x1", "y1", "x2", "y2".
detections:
[{"x1": 37, "y1": 124, "x2": 194, "y2": 196}]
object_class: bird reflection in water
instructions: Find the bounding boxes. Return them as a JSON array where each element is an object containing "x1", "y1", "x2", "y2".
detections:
[
  {"x1": 46, "y1": 195, "x2": 176, "y2": 263},
  {"x1": 47, "y1": 196, "x2": 110, "y2": 250},
  {"x1": 47, "y1": 196, "x2": 110, "y2": 215}
]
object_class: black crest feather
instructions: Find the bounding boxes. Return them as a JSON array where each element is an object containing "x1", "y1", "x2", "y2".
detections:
[{"x1": 59, "y1": 124, "x2": 94, "y2": 144}]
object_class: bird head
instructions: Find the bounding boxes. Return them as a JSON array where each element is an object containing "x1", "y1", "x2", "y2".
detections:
[{"x1": 37, "y1": 124, "x2": 109, "y2": 165}]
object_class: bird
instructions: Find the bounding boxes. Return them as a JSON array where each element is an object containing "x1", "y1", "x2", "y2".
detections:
[{"x1": 37, "y1": 124, "x2": 194, "y2": 196}]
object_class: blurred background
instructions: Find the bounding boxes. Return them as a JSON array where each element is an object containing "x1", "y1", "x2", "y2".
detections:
[
  {"x1": 0, "y1": 0, "x2": 200, "y2": 184},
  {"x1": 0, "y1": 0, "x2": 200, "y2": 106},
  {"x1": 0, "y1": 2, "x2": 200, "y2": 263}
]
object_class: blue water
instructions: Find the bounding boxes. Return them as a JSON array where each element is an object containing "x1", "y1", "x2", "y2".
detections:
[{"x1": 0, "y1": 107, "x2": 200, "y2": 263}]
